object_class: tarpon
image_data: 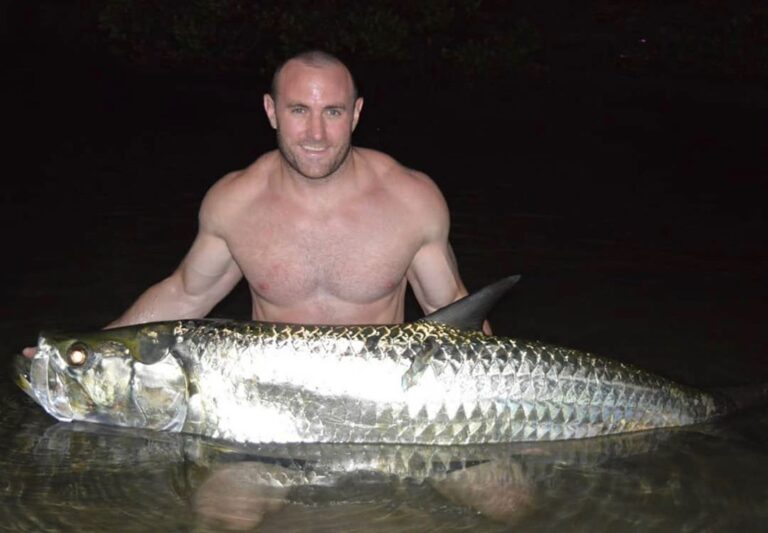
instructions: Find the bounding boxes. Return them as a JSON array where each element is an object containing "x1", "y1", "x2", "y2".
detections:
[{"x1": 15, "y1": 276, "x2": 750, "y2": 445}]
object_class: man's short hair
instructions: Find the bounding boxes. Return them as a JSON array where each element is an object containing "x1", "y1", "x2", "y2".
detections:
[{"x1": 270, "y1": 50, "x2": 359, "y2": 101}]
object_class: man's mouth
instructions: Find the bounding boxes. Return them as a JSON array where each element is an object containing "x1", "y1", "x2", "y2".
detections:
[{"x1": 301, "y1": 145, "x2": 328, "y2": 154}]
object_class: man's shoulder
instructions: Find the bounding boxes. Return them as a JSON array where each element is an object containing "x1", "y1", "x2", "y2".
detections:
[
  {"x1": 356, "y1": 148, "x2": 443, "y2": 200},
  {"x1": 355, "y1": 148, "x2": 448, "y2": 230},
  {"x1": 199, "y1": 152, "x2": 278, "y2": 227},
  {"x1": 206, "y1": 151, "x2": 278, "y2": 201}
]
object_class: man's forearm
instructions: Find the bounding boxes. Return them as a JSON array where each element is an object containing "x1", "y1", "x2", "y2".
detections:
[{"x1": 106, "y1": 276, "x2": 210, "y2": 329}]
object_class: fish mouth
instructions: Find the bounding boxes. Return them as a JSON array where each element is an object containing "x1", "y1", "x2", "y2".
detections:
[
  {"x1": 14, "y1": 353, "x2": 36, "y2": 401},
  {"x1": 16, "y1": 349, "x2": 76, "y2": 421}
]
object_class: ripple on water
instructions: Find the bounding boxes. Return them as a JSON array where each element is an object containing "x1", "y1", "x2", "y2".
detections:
[{"x1": 1, "y1": 372, "x2": 768, "y2": 531}]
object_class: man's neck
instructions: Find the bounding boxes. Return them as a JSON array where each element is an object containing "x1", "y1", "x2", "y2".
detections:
[{"x1": 277, "y1": 148, "x2": 361, "y2": 204}]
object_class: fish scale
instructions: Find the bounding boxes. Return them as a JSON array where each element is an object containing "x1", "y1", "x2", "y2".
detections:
[{"x1": 17, "y1": 277, "x2": 728, "y2": 445}]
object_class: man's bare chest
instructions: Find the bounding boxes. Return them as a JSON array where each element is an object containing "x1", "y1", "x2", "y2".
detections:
[{"x1": 227, "y1": 208, "x2": 419, "y2": 305}]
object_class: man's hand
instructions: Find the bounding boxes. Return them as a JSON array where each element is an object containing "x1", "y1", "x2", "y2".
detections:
[{"x1": 22, "y1": 346, "x2": 37, "y2": 359}]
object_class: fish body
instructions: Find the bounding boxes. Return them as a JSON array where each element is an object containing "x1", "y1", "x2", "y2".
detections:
[{"x1": 16, "y1": 277, "x2": 723, "y2": 445}]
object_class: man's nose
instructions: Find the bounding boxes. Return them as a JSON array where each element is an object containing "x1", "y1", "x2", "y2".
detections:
[{"x1": 307, "y1": 113, "x2": 326, "y2": 140}]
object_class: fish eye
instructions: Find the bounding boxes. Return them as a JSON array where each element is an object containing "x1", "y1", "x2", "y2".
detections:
[{"x1": 66, "y1": 343, "x2": 90, "y2": 367}]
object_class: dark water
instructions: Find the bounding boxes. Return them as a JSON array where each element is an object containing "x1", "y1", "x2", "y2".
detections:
[
  {"x1": 2, "y1": 388, "x2": 768, "y2": 532},
  {"x1": 2, "y1": 61, "x2": 767, "y2": 530}
]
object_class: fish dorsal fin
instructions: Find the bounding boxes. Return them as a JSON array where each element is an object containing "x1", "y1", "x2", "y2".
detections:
[{"x1": 419, "y1": 275, "x2": 520, "y2": 331}]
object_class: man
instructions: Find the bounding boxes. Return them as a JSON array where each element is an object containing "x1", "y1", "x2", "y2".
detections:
[{"x1": 23, "y1": 50, "x2": 477, "y2": 359}]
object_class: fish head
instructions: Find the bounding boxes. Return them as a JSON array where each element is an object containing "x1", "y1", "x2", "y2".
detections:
[{"x1": 16, "y1": 323, "x2": 189, "y2": 432}]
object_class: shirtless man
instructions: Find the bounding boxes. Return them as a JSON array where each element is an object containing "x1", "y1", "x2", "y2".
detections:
[
  {"x1": 106, "y1": 50, "x2": 473, "y2": 330},
  {"x1": 22, "y1": 50, "x2": 475, "y2": 358}
]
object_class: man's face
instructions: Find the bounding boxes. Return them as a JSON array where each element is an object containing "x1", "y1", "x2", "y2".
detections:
[{"x1": 264, "y1": 61, "x2": 363, "y2": 180}]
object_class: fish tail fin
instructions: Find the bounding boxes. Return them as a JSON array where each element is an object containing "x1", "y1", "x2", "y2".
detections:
[{"x1": 711, "y1": 382, "x2": 768, "y2": 415}]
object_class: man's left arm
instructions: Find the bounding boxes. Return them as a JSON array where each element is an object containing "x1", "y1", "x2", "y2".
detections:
[
  {"x1": 405, "y1": 178, "x2": 491, "y2": 334},
  {"x1": 407, "y1": 239, "x2": 467, "y2": 314},
  {"x1": 407, "y1": 240, "x2": 492, "y2": 335}
]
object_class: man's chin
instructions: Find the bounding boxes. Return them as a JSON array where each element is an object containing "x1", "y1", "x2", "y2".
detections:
[
  {"x1": 292, "y1": 164, "x2": 336, "y2": 180},
  {"x1": 288, "y1": 155, "x2": 349, "y2": 180},
  {"x1": 277, "y1": 141, "x2": 353, "y2": 181}
]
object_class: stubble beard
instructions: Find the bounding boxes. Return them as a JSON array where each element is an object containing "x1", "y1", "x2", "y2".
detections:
[{"x1": 276, "y1": 130, "x2": 353, "y2": 181}]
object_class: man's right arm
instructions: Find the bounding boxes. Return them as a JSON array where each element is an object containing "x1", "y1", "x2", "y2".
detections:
[
  {"x1": 108, "y1": 175, "x2": 244, "y2": 328},
  {"x1": 23, "y1": 231, "x2": 242, "y2": 357},
  {"x1": 106, "y1": 231, "x2": 243, "y2": 328},
  {"x1": 23, "y1": 174, "x2": 244, "y2": 358}
]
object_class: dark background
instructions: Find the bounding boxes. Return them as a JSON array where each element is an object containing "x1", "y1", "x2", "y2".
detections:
[{"x1": 2, "y1": 1, "x2": 766, "y2": 386}]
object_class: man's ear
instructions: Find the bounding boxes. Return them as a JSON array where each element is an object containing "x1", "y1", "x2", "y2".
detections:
[
  {"x1": 263, "y1": 94, "x2": 278, "y2": 129},
  {"x1": 351, "y1": 97, "x2": 364, "y2": 131}
]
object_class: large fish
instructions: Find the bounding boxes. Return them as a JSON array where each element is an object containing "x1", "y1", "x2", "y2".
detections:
[{"x1": 15, "y1": 276, "x2": 744, "y2": 445}]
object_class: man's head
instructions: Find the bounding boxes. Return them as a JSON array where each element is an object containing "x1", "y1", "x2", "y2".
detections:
[{"x1": 264, "y1": 51, "x2": 364, "y2": 181}]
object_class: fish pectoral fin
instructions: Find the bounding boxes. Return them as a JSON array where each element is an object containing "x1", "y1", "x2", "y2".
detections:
[
  {"x1": 401, "y1": 341, "x2": 439, "y2": 391},
  {"x1": 418, "y1": 275, "x2": 520, "y2": 332}
]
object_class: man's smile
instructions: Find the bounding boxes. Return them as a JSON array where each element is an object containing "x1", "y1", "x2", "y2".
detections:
[{"x1": 300, "y1": 145, "x2": 330, "y2": 154}]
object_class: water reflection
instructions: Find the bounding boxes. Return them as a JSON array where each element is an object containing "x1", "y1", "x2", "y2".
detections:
[{"x1": 3, "y1": 374, "x2": 767, "y2": 531}]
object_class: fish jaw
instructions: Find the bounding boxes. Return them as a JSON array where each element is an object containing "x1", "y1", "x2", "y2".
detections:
[{"x1": 15, "y1": 345, "x2": 75, "y2": 422}]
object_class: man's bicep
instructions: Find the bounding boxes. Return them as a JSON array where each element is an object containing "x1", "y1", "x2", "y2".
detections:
[
  {"x1": 407, "y1": 241, "x2": 467, "y2": 315},
  {"x1": 408, "y1": 242, "x2": 492, "y2": 334},
  {"x1": 178, "y1": 232, "x2": 242, "y2": 297}
]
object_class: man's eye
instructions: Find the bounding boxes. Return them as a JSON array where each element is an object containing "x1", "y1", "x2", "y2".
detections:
[
  {"x1": 290, "y1": 107, "x2": 306, "y2": 114},
  {"x1": 326, "y1": 109, "x2": 342, "y2": 117}
]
